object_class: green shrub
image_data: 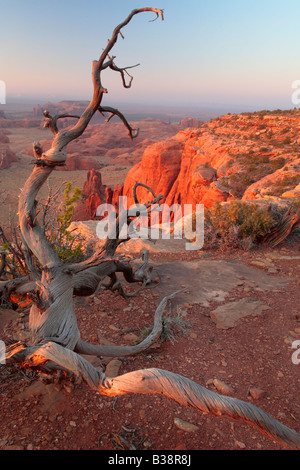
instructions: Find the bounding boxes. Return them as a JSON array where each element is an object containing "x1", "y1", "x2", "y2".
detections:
[
  {"x1": 48, "y1": 182, "x2": 84, "y2": 262},
  {"x1": 204, "y1": 200, "x2": 275, "y2": 250}
]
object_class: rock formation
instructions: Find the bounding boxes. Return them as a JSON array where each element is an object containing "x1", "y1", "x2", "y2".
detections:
[
  {"x1": 58, "y1": 156, "x2": 102, "y2": 172},
  {"x1": 0, "y1": 132, "x2": 18, "y2": 169},
  {"x1": 73, "y1": 169, "x2": 107, "y2": 220},
  {"x1": 107, "y1": 110, "x2": 300, "y2": 219}
]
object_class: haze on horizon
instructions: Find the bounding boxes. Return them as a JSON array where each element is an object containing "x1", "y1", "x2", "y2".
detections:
[{"x1": 1, "y1": 0, "x2": 300, "y2": 113}]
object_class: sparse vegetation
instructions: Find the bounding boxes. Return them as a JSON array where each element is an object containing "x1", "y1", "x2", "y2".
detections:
[
  {"x1": 203, "y1": 200, "x2": 275, "y2": 250},
  {"x1": 48, "y1": 182, "x2": 85, "y2": 263}
]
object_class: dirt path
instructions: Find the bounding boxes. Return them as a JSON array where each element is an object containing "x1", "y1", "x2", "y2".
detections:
[{"x1": 0, "y1": 240, "x2": 299, "y2": 451}]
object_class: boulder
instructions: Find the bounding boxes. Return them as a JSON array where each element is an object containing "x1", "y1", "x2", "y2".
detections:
[
  {"x1": 0, "y1": 146, "x2": 18, "y2": 169},
  {"x1": 210, "y1": 298, "x2": 270, "y2": 329}
]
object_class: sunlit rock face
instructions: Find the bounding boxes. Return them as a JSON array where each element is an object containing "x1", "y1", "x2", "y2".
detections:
[
  {"x1": 72, "y1": 169, "x2": 106, "y2": 220},
  {"x1": 116, "y1": 128, "x2": 231, "y2": 217},
  {"x1": 108, "y1": 110, "x2": 300, "y2": 217}
]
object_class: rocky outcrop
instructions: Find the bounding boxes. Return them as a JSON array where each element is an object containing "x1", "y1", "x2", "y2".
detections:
[
  {"x1": 108, "y1": 110, "x2": 300, "y2": 217},
  {"x1": 119, "y1": 128, "x2": 232, "y2": 215},
  {"x1": 0, "y1": 132, "x2": 9, "y2": 144},
  {"x1": 0, "y1": 133, "x2": 18, "y2": 169},
  {"x1": 179, "y1": 117, "x2": 202, "y2": 129},
  {"x1": 73, "y1": 169, "x2": 107, "y2": 220},
  {"x1": 59, "y1": 156, "x2": 101, "y2": 171},
  {"x1": 0, "y1": 148, "x2": 18, "y2": 169},
  {"x1": 105, "y1": 184, "x2": 123, "y2": 209}
]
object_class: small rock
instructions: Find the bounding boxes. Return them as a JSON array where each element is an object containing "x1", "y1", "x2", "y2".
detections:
[
  {"x1": 267, "y1": 268, "x2": 278, "y2": 274},
  {"x1": 210, "y1": 298, "x2": 270, "y2": 330},
  {"x1": 174, "y1": 417, "x2": 199, "y2": 433},
  {"x1": 64, "y1": 383, "x2": 74, "y2": 393},
  {"x1": 123, "y1": 333, "x2": 139, "y2": 343},
  {"x1": 248, "y1": 387, "x2": 266, "y2": 400},
  {"x1": 174, "y1": 443, "x2": 187, "y2": 450},
  {"x1": 235, "y1": 440, "x2": 246, "y2": 449},
  {"x1": 189, "y1": 332, "x2": 197, "y2": 340},
  {"x1": 250, "y1": 260, "x2": 268, "y2": 270},
  {"x1": 206, "y1": 378, "x2": 214, "y2": 386},
  {"x1": 143, "y1": 441, "x2": 152, "y2": 448},
  {"x1": 213, "y1": 378, "x2": 234, "y2": 395},
  {"x1": 105, "y1": 359, "x2": 122, "y2": 378},
  {"x1": 43, "y1": 433, "x2": 52, "y2": 442},
  {"x1": 109, "y1": 325, "x2": 121, "y2": 331}
]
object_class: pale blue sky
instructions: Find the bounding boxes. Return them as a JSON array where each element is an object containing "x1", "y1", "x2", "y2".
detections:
[{"x1": 1, "y1": 0, "x2": 300, "y2": 111}]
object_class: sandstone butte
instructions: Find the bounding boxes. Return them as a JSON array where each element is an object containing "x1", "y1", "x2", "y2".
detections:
[
  {"x1": 0, "y1": 131, "x2": 18, "y2": 169},
  {"x1": 101, "y1": 109, "x2": 300, "y2": 218}
]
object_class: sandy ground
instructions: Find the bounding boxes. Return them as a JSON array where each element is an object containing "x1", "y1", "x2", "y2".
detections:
[{"x1": 0, "y1": 238, "x2": 299, "y2": 452}]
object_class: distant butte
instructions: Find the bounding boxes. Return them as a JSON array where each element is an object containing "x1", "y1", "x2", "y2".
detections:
[{"x1": 0, "y1": 131, "x2": 18, "y2": 169}]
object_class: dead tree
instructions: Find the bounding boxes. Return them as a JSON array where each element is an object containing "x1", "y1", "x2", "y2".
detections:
[{"x1": 4, "y1": 8, "x2": 300, "y2": 450}]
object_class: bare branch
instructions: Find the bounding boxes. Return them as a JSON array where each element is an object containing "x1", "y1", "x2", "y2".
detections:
[
  {"x1": 108, "y1": 59, "x2": 140, "y2": 89},
  {"x1": 133, "y1": 181, "x2": 165, "y2": 208},
  {"x1": 35, "y1": 8, "x2": 163, "y2": 167},
  {"x1": 43, "y1": 110, "x2": 80, "y2": 135},
  {"x1": 7, "y1": 340, "x2": 300, "y2": 451},
  {"x1": 99, "y1": 105, "x2": 139, "y2": 138},
  {"x1": 97, "y1": 8, "x2": 164, "y2": 69}
]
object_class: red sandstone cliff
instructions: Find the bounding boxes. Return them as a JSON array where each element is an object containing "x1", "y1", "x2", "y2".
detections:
[{"x1": 107, "y1": 110, "x2": 300, "y2": 215}]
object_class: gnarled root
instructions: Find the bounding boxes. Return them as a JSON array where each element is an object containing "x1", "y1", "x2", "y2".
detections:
[{"x1": 7, "y1": 340, "x2": 300, "y2": 451}]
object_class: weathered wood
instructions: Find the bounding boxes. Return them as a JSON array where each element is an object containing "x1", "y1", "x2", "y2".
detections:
[
  {"x1": 7, "y1": 341, "x2": 300, "y2": 450},
  {"x1": 259, "y1": 208, "x2": 300, "y2": 247},
  {"x1": 6, "y1": 8, "x2": 300, "y2": 450}
]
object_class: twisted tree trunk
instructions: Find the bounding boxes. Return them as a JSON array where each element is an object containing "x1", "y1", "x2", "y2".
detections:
[{"x1": 6, "y1": 7, "x2": 300, "y2": 450}]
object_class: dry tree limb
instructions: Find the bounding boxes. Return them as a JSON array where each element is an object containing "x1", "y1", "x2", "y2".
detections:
[
  {"x1": 7, "y1": 340, "x2": 300, "y2": 451},
  {"x1": 75, "y1": 290, "x2": 182, "y2": 357},
  {"x1": 7, "y1": 7, "x2": 300, "y2": 451},
  {"x1": 43, "y1": 110, "x2": 81, "y2": 136},
  {"x1": 99, "y1": 105, "x2": 139, "y2": 138},
  {"x1": 258, "y1": 207, "x2": 300, "y2": 247}
]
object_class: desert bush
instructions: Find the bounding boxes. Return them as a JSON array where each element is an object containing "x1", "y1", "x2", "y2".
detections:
[
  {"x1": 203, "y1": 200, "x2": 275, "y2": 250},
  {"x1": 270, "y1": 157, "x2": 286, "y2": 169},
  {"x1": 46, "y1": 182, "x2": 85, "y2": 263}
]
